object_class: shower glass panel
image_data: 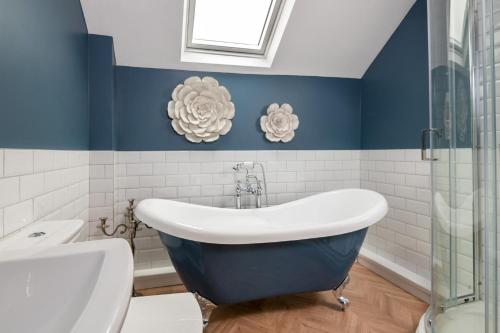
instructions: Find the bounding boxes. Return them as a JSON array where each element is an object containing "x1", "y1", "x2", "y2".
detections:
[
  {"x1": 429, "y1": 0, "x2": 476, "y2": 306},
  {"x1": 427, "y1": 0, "x2": 498, "y2": 332}
]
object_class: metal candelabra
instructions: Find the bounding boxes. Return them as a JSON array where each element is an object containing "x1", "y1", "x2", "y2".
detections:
[{"x1": 98, "y1": 198, "x2": 152, "y2": 296}]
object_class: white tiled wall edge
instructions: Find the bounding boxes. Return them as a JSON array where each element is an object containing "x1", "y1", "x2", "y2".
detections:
[
  {"x1": 0, "y1": 149, "x2": 89, "y2": 240},
  {"x1": 88, "y1": 151, "x2": 114, "y2": 238}
]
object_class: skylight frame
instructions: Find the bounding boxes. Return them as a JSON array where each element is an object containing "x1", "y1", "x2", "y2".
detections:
[{"x1": 185, "y1": 0, "x2": 284, "y2": 56}]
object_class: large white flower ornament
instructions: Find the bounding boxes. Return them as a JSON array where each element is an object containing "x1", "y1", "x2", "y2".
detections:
[
  {"x1": 260, "y1": 103, "x2": 299, "y2": 142},
  {"x1": 167, "y1": 76, "x2": 235, "y2": 143}
]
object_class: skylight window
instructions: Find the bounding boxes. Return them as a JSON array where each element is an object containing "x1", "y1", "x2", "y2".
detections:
[
  {"x1": 186, "y1": 0, "x2": 283, "y2": 55},
  {"x1": 181, "y1": 0, "x2": 295, "y2": 67},
  {"x1": 449, "y1": 0, "x2": 468, "y2": 49}
]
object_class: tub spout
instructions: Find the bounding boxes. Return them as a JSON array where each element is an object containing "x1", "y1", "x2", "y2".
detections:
[
  {"x1": 333, "y1": 275, "x2": 350, "y2": 311},
  {"x1": 193, "y1": 292, "x2": 217, "y2": 329}
]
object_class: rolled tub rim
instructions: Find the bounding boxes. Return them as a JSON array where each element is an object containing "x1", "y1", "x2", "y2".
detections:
[{"x1": 135, "y1": 188, "x2": 388, "y2": 245}]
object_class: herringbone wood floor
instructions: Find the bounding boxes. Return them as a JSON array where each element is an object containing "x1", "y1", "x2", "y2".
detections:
[{"x1": 138, "y1": 263, "x2": 427, "y2": 333}]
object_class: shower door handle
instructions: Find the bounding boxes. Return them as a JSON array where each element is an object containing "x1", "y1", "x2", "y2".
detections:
[{"x1": 421, "y1": 128, "x2": 442, "y2": 161}]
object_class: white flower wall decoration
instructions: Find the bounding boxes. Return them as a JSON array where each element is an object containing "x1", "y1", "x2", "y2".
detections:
[
  {"x1": 260, "y1": 103, "x2": 299, "y2": 142},
  {"x1": 167, "y1": 76, "x2": 235, "y2": 143}
]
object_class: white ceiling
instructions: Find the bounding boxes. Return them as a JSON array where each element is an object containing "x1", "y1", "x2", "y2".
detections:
[{"x1": 80, "y1": 0, "x2": 416, "y2": 79}]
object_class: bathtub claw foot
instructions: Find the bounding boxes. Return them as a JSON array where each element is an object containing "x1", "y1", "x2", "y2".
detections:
[
  {"x1": 336, "y1": 296, "x2": 350, "y2": 311},
  {"x1": 193, "y1": 292, "x2": 217, "y2": 329},
  {"x1": 333, "y1": 275, "x2": 350, "y2": 311}
]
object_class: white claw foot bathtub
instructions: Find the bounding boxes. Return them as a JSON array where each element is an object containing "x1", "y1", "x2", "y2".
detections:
[{"x1": 136, "y1": 189, "x2": 388, "y2": 308}]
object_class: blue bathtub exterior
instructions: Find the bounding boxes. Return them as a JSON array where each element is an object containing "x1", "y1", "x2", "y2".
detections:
[{"x1": 158, "y1": 228, "x2": 367, "y2": 305}]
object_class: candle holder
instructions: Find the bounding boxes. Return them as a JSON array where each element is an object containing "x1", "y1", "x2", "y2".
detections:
[{"x1": 98, "y1": 198, "x2": 152, "y2": 296}]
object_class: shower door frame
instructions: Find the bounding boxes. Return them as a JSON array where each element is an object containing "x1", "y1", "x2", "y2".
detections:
[{"x1": 477, "y1": 0, "x2": 498, "y2": 331}]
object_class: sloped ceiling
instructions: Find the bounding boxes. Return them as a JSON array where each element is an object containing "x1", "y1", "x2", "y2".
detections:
[{"x1": 80, "y1": 0, "x2": 416, "y2": 78}]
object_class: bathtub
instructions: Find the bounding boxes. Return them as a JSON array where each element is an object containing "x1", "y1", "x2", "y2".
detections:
[{"x1": 136, "y1": 189, "x2": 387, "y2": 307}]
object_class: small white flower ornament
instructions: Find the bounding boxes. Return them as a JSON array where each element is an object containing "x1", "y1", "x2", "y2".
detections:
[
  {"x1": 167, "y1": 76, "x2": 235, "y2": 143},
  {"x1": 260, "y1": 103, "x2": 299, "y2": 142}
]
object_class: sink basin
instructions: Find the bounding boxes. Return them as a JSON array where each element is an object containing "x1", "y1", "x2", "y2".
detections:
[{"x1": 0, "y1": 239, "x2": 133, "y2": 333}]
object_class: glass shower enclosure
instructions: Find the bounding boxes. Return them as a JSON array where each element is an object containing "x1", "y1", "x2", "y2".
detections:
[{"x1": 425, "y1": 0, "x2": 499, "y2": 332}]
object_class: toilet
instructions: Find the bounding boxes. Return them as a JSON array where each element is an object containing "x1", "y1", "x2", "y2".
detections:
[
  {"x1": 0, "y1": 219, "x2": 85, "y2": 250},
  {"x1": 0, "y1": 219, "x2": 203, "y2": 333},
  {"x1": 122, "y1": 293, "x2": 203, "y2": 333}
]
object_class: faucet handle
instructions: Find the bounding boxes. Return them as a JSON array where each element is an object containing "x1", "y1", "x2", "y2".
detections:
[{"x1": 97, "y1": 217, "x2": 109, "y2": 229}]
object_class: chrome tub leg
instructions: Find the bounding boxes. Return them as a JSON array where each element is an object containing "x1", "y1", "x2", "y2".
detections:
[
  {"x1": 193, "y1": 292, "x2": 217, "y2": 329},
  {"x1": 333, "y1": 275, "x2": 350, "y2": 311}
]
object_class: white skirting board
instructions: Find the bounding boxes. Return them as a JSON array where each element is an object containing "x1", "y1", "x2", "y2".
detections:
[
  {"x1": 133, "y1": 266, "x2": 182, "y2": 290},
  {"x1": 358, "y1": 248, "x2": 431, "y2": 303}
]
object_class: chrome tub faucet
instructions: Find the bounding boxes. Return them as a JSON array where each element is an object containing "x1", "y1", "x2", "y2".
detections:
[{"x1": 233, "y1": 162, "x2": 268, "y2": 209}]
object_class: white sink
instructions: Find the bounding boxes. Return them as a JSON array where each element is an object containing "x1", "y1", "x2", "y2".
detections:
[{"x1": 0, "y1": 239, "x2": 133, "y2": 333}]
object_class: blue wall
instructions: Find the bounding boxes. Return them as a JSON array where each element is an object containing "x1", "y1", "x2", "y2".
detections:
[
  {"x1": 0, "y1": 0, "x2": 89, "y2": 149},
  {"x1": 89, "y1": 34, "x2": 115, "y2": 150},
  {"x1": 0, "y1": 0, "x2": 429, "y2": 151},
  {"x1": 115, "y1": 67, "x2": 362, "y2": 150},
  {"x1": 361, "y1": 0, "x2": 429, "y2": 149},
  {"x1": 113, "y1": 0, "x2": 429, "y2": 152}
]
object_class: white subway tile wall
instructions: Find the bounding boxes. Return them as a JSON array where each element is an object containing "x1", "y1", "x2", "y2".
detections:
[
  {"x1": 0, "y1": 149, "x2": 89, "y2": 239},
  {"x1": 0, "y1": 148, "x2": 437, "y2": 286},
  {"x1": 361, "y1": 149, "x2": 432, "y2": 280},
  {"x1": 88, "y1": 151, "x2": 115, "y2": 239},
  {"x1": 105, "y1": 150, "x2": 361, "y2": 271}
]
